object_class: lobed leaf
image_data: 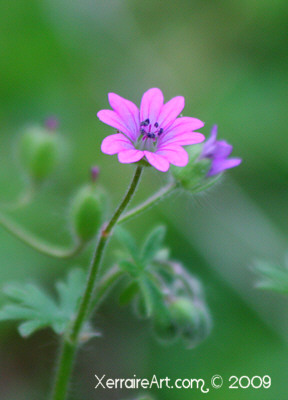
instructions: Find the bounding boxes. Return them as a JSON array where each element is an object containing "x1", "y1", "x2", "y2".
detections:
[
  {"x1": 115, "y1": 226, "x2": 140, "y2": 263},
  {"x1": 0, "y1": 268, "x2": 87, "y2": 337},
  {"x1": 140, "y1": 226, "x2": 166, "y2": 264}
]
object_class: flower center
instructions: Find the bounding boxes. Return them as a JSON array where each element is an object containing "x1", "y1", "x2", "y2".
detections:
[{"x1": 135, "y1": 118, "x2": 164, "y2": 151}]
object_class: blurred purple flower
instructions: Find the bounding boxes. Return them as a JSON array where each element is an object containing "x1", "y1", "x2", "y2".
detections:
[
  {"x1": 91, "y1": 166, "x2": 100, "y2": 182},
  {"x1": 44, "y1": 116, "x2": 59, "y2": 131},
  {"x1": 201, "y1": 125, "x2": 242, "y2": 176},
  {"x1": 97, "y1": 88, "x2": 205, "y2": 172}
]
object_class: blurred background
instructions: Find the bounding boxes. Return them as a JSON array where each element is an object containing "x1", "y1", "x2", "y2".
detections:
[{"x1": 0, "y1": 0, "x2": 288, "y2": 399}]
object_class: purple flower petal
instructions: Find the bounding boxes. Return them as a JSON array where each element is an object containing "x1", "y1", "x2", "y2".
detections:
[
  {"x1": 208, "y1": 158, "x2": 242, "y2": 176},
  {"x1": 157, "y1": 96, "x2": 185, "y2": 130},
  {"x1": 213, "y1": 141, "x2": 233, "y2": 158},
  {"x1": 118, "y1": 149, "x2": 144, "y2": 163},
  {"x1": 157, "y1": 145, "x2": 189, "y2": 167},
  {"x1": 161, "y1": 132, "x2": 205, "y2": 146},
  {"x1": 201, "y1": 125, "x2": 242, "y2": 176},
  {"x1": 108, "y1": 93, "x2": 140, "y2": 141},
  {"x1": 140, "y1": 88, "x2": 164, "y2": 125},
  {"x1": 144, "y1": 151, "x2": 170, "y2": 172},
  {"x1": 97, "y1": 110, "x2": 133, "y2": 139},
  {"x1": 101, "y1": 133, "x2": 133, "y2": 155}
]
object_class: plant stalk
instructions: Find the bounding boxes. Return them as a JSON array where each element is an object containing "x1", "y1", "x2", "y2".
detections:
[{"x1": 51, "y1": 165, "x2": 143, "y2": 400}]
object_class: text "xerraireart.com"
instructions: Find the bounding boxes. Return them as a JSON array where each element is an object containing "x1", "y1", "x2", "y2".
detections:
[{"x1": 95, "y1": 374, "x2": 210, "y2": 393}]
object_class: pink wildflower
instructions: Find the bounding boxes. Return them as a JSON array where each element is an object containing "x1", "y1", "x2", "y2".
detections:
[{"x1": 97, "y1": 88, "x2": 205, "y2": 172}]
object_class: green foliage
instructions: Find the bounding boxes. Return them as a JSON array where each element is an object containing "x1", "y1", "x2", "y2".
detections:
[
  {"x1": 118, "y1": 281, "x2": 139, "y2": 306},
  {"x1": 0, "y1": 269, "x2": 86, "y2": 337},
  {"x1": 115, "y1": 226, "x2": 140, "y2": 264},
  {"x1": 115, "y1": 226, "x2": 169, "y2": 317},
  {"x1": 253, "y1": 259, "x2": 288, "y2": 294},
  {"x1": 115, "y1": 226, "x2": 212, "y2": 348},
  {"x1": 116, "y1": 225, "x2": 166, "y2": 268},
  {"x1": 140, "y1": 226, "x2": 166, "y2": 264}
]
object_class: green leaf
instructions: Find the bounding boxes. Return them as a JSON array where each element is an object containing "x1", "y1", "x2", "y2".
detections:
[
  {"x1": 0, "y1": 305, "x2": 37, "y2": 320},
  {"x1": 115, "y1": 226, "x2": 139, "y2": 262},
  {"x1": 0, "y1": 268, "x2": 86, "y2": 337},
  {"x1": 138, "y1": 275, "x2": 167, "y2": 318},
  {"x1": 140, "y1": 226, "x2": 166, "y2": 264},
  {"x1": 55, "y1": 269, "x2": 86, "y2": 317},
  {"x1": 118, "y1": 260, "x2": 140, "y2": 277},
  {"x1": 253, "y1": 261, "x2": 288, "y2": 294},
  {"x1": 119, "y1": 282, "x2": 139, "y2": 306},
  {"x1": 19, "y1": 320, "x2": 48, "y2": 337}
]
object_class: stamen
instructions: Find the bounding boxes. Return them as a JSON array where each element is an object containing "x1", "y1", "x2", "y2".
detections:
[
  {"x1": 140, "y1": 118, "x2": 150, "y2": 127},
  {"x1": 140, "y1": 129, "x2": 146, "y2": 135},
  {"x1": 147, "y1": 133, "x2": 156, "y2": 139},
  {"x1": 154, "y1": 122, "x2": 159, "y2": 128},
  {"x1": 158, "y1": 128, "x2": 164, "y2": 136}
]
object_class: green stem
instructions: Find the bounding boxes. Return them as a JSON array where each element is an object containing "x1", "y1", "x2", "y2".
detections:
[
  {"x1": 119, "y1": 181, "x2": 177, "y2": 224},
  {"x1": 51, "y1": 341, "x2": 76, "y2": 400},
  {"x1": 89, "y1": 266, "x2": 124, "y2": 314},
  {"x1": 0, "y1": 182, "x2": 36, "y2": 211},
  {"x1": 0, "y1": 211, "x2": 84, "y2": 259},
  {"x1": 51, "y1": 165, "x2": 143, "y2": 400}
]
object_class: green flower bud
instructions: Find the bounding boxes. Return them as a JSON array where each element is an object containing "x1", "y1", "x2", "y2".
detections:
[
  {"x1": 152, "y1": 317, "x2": 179, "y2": 345},
  {"x1": 171, "y1": 144, "x2": 213, "y2": 193},
  {"x1": 70, "y1": 184, "x2": 107, "y2": 242},
  {"x1": 181, "y1": 303, "x2": 212, "y2": 349},
  {"x1": 19, "y1": 124, "x2": 60, "y2": 182},
  {"x1": 169, "y1": 297, "x2": 197, "y2": 328}
]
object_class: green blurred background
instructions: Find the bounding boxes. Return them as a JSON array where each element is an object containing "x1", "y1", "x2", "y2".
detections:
[{"x1": 0, "y1": 0, "x2": 288, "y2": 399}]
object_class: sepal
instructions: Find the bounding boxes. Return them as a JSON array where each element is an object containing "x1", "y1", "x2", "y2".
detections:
[{"x1": 171, "y1": 144, "x2": 221, "y2": 193}]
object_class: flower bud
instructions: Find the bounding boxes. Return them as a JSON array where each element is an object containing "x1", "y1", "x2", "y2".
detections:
[
  {"x1": 170, "y1": 144, "x2": 212, "y2": 193},
  {"x1": 181, "y1": 303, "x2": 212, "y2": 349},
  {"x1": 70, "y1": 184, "x2": 107, "y2": 242},
  {"x1": 152, "y1": 317, "x2": 179, "y2": 345},
  {"x1": 169, "y1": 297, "x2": 196, "y2": 328},
  {"x1": 19, "y1": 124, "x2": 60, "y2": 182}
]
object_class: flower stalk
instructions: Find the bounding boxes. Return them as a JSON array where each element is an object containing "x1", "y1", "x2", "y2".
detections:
[
  {"x1": 119, "y1": 181, "x2": 177, "y2": 224},
  {"x1": 51, "y1": 165, "x2": 143, "y2": 400},
  {"x1": 0, "y1": 211, "x2": 84, "y2": 259}
]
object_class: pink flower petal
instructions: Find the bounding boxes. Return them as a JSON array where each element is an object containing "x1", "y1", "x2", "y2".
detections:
[
  {"x1": 97, "y1": 110, "x2": 132, "y2": 138},
  {"x1": 157, "y1": 96, "x2": 185, "y2": 130},
  {"x1": 108, "y1": 93, "x2": 140, "y2": 141},
  {"x1": 140, "y1": 88, "x2": 164, "y2": 125},
  {"x1": 164, "y1": 116, "x2": 204, "y2": 137},
  {"x1": 162, "y1": 132, "x2": 205, "y2": 146},
  {"x1": 101, "y1": 133, "x2": 133, "y2": 155},
  {"x1": 157, "y1": 146, "x2": 189, "y2": 167},
  {"x1": 144, "y1": 151, "x2": 170, "y2": 172},
  {"x1": 118, "y1": 149, "x2": 144, "y2": 163}
]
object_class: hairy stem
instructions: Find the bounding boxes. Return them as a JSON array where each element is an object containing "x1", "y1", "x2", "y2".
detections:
[
  {"x1": 119, "y1": 181, "x2": 177, "y2": 224},
  {"x1": 51, "y1": 165, "x2": 143, "y2": 400},
  {"x1": 0, "y1": 212, "x2": 84, "y2": 259}
]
